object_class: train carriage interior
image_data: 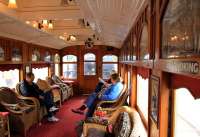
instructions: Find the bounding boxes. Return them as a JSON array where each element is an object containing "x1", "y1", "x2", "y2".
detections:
[{"x1": 0, "y1": 0, "x2": 200, "y2": 137}]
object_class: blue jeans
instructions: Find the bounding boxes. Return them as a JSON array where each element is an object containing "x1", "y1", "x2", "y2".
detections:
[{"x1": 84, "y1": 92, "x2": 98, "y2": 109}]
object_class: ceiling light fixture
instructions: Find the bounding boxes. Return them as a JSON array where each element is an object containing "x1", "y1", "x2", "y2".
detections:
[
  {"x1": 42, "y1": 20, "x2": 48, "y2": 27},
  {"x1": 33, "y1": 22, "x2": 38, "y2": 28},
  {"x1": 25, "y1": 21, "x2": 30, "y2": 24},
  {"x1": 69, "y1": 35, "x2": 76, "y2": 41},
  {"x1": 8, "y1": 0, "x2": 17, "y2": 8}
]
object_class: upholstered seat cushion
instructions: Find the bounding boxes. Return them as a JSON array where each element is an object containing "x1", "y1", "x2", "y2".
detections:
[{"x1": 114, "y1": 112, "x2": 131, "y2": 137}]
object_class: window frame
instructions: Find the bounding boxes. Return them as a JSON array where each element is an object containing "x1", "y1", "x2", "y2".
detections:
[
  {"x1": 62, "y1": 54, "x2": 78, "y2": 79},
  {"x1": 84, "y1": 53, "x2": 96, "y2": 76},
  {"x1": 102, "y1": 54, "x2": 118, "y2": 79}
]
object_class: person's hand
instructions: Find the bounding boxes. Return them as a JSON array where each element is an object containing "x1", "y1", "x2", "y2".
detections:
[
  {"x1": 104, "y1": 82, "x2": 111, "y2": 88},
  {"x1": 104, "y1": 82, "x2": 109, "y2": 87},
  {"x1": 97, "y1": 93, "x2": 102, "y2": 99},
  {"x1": 39, "y1": 95, "x2": 44, "y2": 100}
]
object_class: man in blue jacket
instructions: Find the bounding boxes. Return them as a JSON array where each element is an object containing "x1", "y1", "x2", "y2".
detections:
[{"x1": 72, "y1": 73, "x2": 123, "y2": 117}]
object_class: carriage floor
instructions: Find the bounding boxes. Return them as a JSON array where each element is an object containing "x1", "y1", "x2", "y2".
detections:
[{"x1": 12, "y1": 96, "x2": 86, "y2": 137}]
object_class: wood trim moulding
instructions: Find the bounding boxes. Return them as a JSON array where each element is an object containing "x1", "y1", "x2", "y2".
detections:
[
  {"x1": 154, "y1": 58, "x2": 200, "y2": 79},
  {"x1": 120, "y1": 59, "x2": 154, "y2": 69},
  {"x1": 0, "y1": 61, "x2": 23, "y2": 65}
]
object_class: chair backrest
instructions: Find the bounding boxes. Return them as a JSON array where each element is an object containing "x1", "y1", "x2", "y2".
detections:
[
  {"x1": 0, "y1": 87, "x2": 18, "y2": 104},
  {"x1": 16, "y1": 82, "x2": 22, "y2": 96},
  {"x1": 52, "y1": 75, "x2": 63, "y2": 84}
]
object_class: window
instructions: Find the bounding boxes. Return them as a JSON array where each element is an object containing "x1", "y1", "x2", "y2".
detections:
[
  {"x1": 102, "y1": 55, "x2": 118, "y2": 79},
  {"x1": 127, "y1": 71, "x2": 131, "y2": 105},
  {"x1": 137, "y1": 74, "x2": 149, "y2": 122},
  {"x1": 55, "y1": 64, "x2": 60, "y2": 76},
  {"x1": 84, "y1": 53, "x2": 96, "y2": 75},
  {"x1": 54, "y1": 54, "x2": 60, "y2": 63},
  {"x1": 62, "y1": 55, "x2": 77, "y2": 79},
  {"x1": 140, "y1": 25, "x2": 149, "y2": 60},
  {"x1": 173, "y1": 88, "x2": 200, "y2": 137},
  {"x1": 0, "y1": 47, "x2": 5, "y2": 61},
  {"x1": 44, "y1": 51, "x2": 51, "y2": 62},
  {"x1": 12, "y1": 48, "x2": 22, "y2": 61},
  {"x1": 0, "y1": 69, "x2": 19, "y2": 88},
  {"x1": 32, "y1": 67, "x2": 48, "y2": 82},
  {"x1": 54, "y1": 54, "x2": 60, "y2": 76},
  {"x1": 32, "y1": 49, "x2": 40, "y2": 61}
]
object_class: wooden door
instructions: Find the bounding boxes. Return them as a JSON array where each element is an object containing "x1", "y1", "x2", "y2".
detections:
[{"x1": 81, "y1": 51, "x2": 99, "y2": 94}]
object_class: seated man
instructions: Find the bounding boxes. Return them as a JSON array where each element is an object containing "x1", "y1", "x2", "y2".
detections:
[
  {"x1": 20, "y1": 72, "x2": 59, "y2": 122},
  {"x1": 72, "y1": 73, "x2": 123, "y2": 117}
]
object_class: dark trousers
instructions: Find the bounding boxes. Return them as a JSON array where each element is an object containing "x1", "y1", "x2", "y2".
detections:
[
  {"x1": 83, "y1": 82, "x2": 104, "y2": 117},
  {"x1": 94, "y1": 82, "x2": 104, "y2": 93},
  {"x1": 39, "y1": 91, "x2": 54, "y2": 117},
  {"x1": 86, "y1": 99, "x2": 99, "y2": 117}
]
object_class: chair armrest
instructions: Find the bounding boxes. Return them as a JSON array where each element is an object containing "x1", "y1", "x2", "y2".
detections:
[
  {"x1": 83, "y1": 123, "x2": 107, "y2": 137},
  {"x1": 17, "y1": 96, "x2": 40, "y2": 108},
  {"x1": 0, "y1": 102, "x2": 24, "y2": 115},
  {"x1": 97, "y1": 100, "x2": 118, "y2": 108}
]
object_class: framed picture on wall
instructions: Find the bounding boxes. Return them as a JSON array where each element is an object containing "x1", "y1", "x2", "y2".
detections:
[{"x1": 150, "y1": 75, "x2": 160, "y2": 127}]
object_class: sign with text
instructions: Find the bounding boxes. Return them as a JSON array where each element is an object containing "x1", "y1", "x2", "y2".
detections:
[{"x1": 166, "y1": 61, "x2": 199, "y2": 74}]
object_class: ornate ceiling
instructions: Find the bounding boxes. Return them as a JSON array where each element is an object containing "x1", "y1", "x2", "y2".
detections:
[{"x1": 0, "y1": 0, "x2": 147, "y2": 49}]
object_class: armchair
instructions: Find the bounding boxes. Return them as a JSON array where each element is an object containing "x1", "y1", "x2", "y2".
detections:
[
  {"x1": 52, "y1": 75, "x2": 73, "y2": 101},
  {"x1": 15, "y1": 83, "x2": 47, "y2": 122},
  {"x1": 0, "y1": 87, "x2": 38, "y2": 137},
  {"x1": 83, "y1": 106, "x2": 147, "y2": 137},
  {"x1": 95, "y1": 84, "x2": 128, "y2": 114}
]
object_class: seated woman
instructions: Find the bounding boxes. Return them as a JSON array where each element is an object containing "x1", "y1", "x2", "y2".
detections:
[
  {"x1": 72, "y1": 73, "x2": 123, "y2": 117},
  {"x1": 20, "y1": 72, "x2": 59, "y2": 122}
]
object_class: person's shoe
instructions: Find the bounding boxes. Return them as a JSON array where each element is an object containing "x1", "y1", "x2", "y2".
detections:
[
  {"x1": 49, "y1": 106, "x2": 59, "y2": 112},
  {"x1": 47, "y1": 116, "x2": 59, "y2": 122},
  {"x1": 71, "y1": 108, "x2": 84, "y2": 115}
]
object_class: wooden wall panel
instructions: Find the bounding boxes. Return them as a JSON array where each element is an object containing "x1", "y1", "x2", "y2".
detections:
[
  {"x1": 61, "y1": 45, "x2": 119, "y2": 94},
  {"x1": 0, "y1": 36, "x2": 59, "y2": 80},
  {"x1": 119, "y1": 0, "x2": 200, "y2": 137}
]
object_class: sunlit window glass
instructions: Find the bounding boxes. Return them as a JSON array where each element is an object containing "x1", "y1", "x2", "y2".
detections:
[
  {"x1": 0, "y1": 69, "x2": 19, "y2": 88},
  {"x1": 55, "y1": 64, "x2": 60, "y2": 76},
  {"x1": 84, "y1": 53, "x2": 95, "y2": 61},
  {"x1": 102, "y1": 64, "x2": 118, "y2": 79},
  {"x1": 62, "y1": 55, "x2": 77, "y2": 79},
  {"x1": 63, "y1": 64, "x2": 77, "y2": 79},
  {"x1": 174, "y1": 88, "x2": 200, "y2": 137},
  {"x1": 84, "y1": 62, "x2": 96, "y2": 75},
  {"x1": 84, "y1": 53, "x2": 96, "y2": 75},
  {"x1": 32, "y1": 67, "x2": 48, "y2": 82},
  {"x1": 102, "y1": 55, "x2": 118, "y2": 79},
  {"x1": 63, "y1": 55, "x2": 77, "y2": 62},
  {"x1": 137, "y1": 74, "x2": 149, "y2": 122},
  {"x1": 103, "y1": 55, "x2": 118, "y2": 62}
]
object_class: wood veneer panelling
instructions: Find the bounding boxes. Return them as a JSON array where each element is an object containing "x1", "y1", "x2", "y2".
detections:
[{"x1": 61, "y1": 45, "x2": 119, "y2": 94}]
